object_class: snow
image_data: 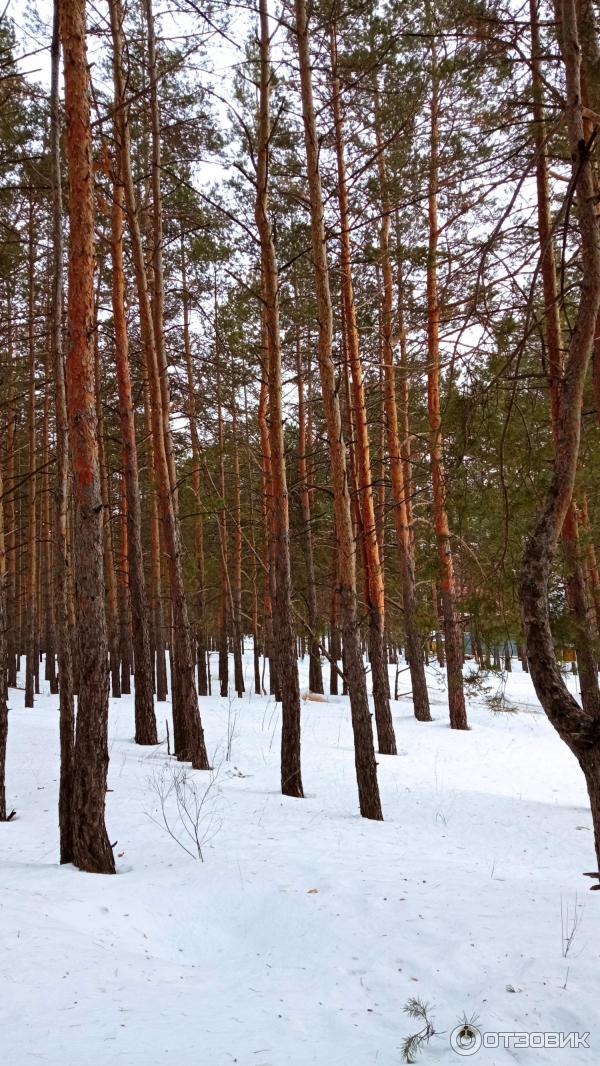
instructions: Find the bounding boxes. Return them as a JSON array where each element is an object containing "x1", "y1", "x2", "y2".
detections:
[{"x1": 2, "y1": 655, "x2": 599, "y2": 1065}]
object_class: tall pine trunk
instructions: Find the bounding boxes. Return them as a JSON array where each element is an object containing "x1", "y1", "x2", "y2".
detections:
[
  {"x1": 374, "y1": 110, "x2": 431, "y2": 723},
  {"x1": 426, "y1": 42, "x2": 467, "y2": 730},
  {"x1": 25, "y1": 203, "x2": 37, "y2": 709},
  {"x1": 256, "y1": 0, "x2": 303, "y2": 797},
  {"x1": 59, "y1": 0, "x2": 114, "y2": 873},
  {"x1": 117, "y1": 476, "x2": 132, "y2": 695},
  {"x1": 181, "y1": 234, "x2": 208, "y2": 697},
  {"x1": 243, "y1": 384, "x2": 263, "y2": 697},
  {"x1": 5, "y1": 291, "x2": 16, "y2": 690},
  {"x1": 330, "y1": 29, "x2": 396, "y2": 754},
  {"x1": 110, "y1": 159, "x2": 157, "y2": 744},
  {"x1": 94, "y1": 290, "x2": 122, "y2": 700},
  {"x1": 294, "y1": 289, "x2": 323, "y2": 694},
  {"x1": 109, "y1": 0, "x2": 208, "y2": 769},
  {"x1": 42, "y1": 342, "x2": 57, "y2": 692},
  {"x1": 293, "y1": 0, "x2": 382, "y2": 819},
  {"x1": 258, "y1": 337, "x2": 276, "y2": 696},
  {"x1": 51, "y1": 3, "x2": 75, "y2": 862},
  {"x1": 231, "y1": 388, "x2": 245, "y2": 698},
  {"x1": 216, "y1": 353, "x2": 230, "y2": 699}
]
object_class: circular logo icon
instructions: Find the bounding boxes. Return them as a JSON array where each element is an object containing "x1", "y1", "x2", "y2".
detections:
[{"x1": 450, "y1": 1023, "x2": 483, "y2": 1056}]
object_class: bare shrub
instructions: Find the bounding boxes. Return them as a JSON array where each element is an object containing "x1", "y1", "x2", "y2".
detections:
[{"x1": 147, "y1": 763, "x2": 222, "y2": 861}]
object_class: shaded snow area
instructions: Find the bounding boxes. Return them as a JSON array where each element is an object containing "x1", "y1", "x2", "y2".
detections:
[{"x1": 2, "y1": 656, "x2": 600, "y2": 1065}]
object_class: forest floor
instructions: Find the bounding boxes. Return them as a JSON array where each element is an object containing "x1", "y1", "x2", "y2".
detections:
[{"x1": 2, "y1": 655, "x2": 600, "y2": 1065}]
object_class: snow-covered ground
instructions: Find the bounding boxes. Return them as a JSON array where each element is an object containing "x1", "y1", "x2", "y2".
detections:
[{"x1": 2, "y1": 655, "x2": 599, "y2": 1065}]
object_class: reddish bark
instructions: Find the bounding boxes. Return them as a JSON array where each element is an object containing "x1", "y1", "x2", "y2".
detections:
[
  {"x1": 426, "y1": 49, "x2": 467, "y2": 730},
  {"x1": 330, "y1": 30, "x2": 396, "y2": 753},
  {"x1": 60, "y1": 0, "x2": 115, "y2": 873},
  {"x1": 293, "y1": 0, "x2": 382, "y2": 819},
  {"x1": 109, "y1": 0, "x2": 208, "y2": 769}
]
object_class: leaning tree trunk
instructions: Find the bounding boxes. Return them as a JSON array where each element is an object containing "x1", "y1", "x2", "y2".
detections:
[
  {"x1": 520, "y1": 0, "x2": 600, "y2": 877},
  {"x1": 576, "y1": 0, "x2": 600, "y2": 428},
  {"x1": 59, "y1": 0, "x2": 115, "y2": 873},
  {"x1": 293, "y1": 0, "x2": 382, "y2": 819},
  {"x1": 330, "y1": 29, "x2": 396, "y2": 753},
  {"x1": 530, "y1": 0, "x2": 600, "y2": 717},
  {"x1": 580, "y1": 495, "x2": 600, "y2": 635},
  {"x1": 109, "y1": 0, "x2": 208, "y2": 769}
]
